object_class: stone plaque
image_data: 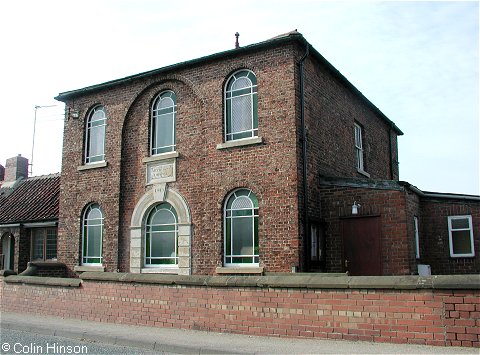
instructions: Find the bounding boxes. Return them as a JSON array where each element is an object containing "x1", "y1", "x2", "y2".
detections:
[{"x1": 147, "y1": 159, "x2": 176, "y2": 184}]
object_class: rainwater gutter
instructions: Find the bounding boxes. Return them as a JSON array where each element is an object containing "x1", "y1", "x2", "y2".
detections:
[
  {"x1": 388, "y1": 128, "x2": 394, "y2": 179},
  {"x1": 299, "y1": 43, "x2": 310, "y2": 271}
]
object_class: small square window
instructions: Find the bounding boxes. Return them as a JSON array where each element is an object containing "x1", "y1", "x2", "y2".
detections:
[
  {"x1": 31, "y1": 228, "x2": 57, "y2": 261},
  {"x1": 448, "y1": 215, "x2": 475, "y2": 257}
]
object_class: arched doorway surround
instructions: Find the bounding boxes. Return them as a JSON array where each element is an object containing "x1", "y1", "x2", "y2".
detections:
[{"x1": 129, "y1": 184, "x2": 192, "y2": 275}]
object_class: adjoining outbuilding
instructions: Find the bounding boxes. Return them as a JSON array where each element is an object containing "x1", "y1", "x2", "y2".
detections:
[{"x1": 0, "y1": 155, "x2": 63, "y2": 276}]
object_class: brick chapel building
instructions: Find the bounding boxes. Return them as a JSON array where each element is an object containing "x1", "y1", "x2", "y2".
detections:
[{"x1": 54, "y1": 31, "x2": 479, "y2": 277}]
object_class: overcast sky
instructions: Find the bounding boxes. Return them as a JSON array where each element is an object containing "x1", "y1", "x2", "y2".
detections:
[{"x1": 0, "y1": 1, "x2": 478, "y2": 195}]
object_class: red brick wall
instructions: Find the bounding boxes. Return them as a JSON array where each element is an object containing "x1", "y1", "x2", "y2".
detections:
[
  {"x1": 303, "y1": 54, "x2": 399, "y2": 182},
  {"x1": 420, "y1": 198, "x2": 480, "y2": 274},
  {"x1": 1, "y1": 276, "x2": 478, "y2": 347},
  {"x1": 444, "y1": 291, "x2": 480, "y2": 346},
  {"x1": 58, "y1": 42, "x2": 302, "y2": 275}
]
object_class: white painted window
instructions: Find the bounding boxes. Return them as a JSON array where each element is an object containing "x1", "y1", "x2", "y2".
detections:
[
  {"x1": 85, "y1": 106, "x2": 106, "y2": 163},
  {"x1": 82, "y1": 204, "x2": 104, "y2": 265},
  {"x1": 224, "y1": 189, "x2": 259, "y2": 265},
  {"x1": 151, "y1": 91, "x2": 176, "y2": 155},
  {"x1": 354, "y1": 123, "x2": 364, "y2": 171},
  {"x1": 224, "y1": 70, "x2": 258, "y2": 142},
  {"x1": 448, "y1": 215, "x2": 475, "y2": 257},
  {"x1": 414, "y1": 216, "x2": 420, "y2": 259}
]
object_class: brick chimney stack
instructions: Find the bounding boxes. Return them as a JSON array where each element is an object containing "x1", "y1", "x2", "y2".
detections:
[{"x1": 4, "y1": 155, "x2": 29, "y2": 182}]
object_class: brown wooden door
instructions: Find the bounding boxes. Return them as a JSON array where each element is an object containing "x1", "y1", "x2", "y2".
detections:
[{"x1": 341, "y1": 216, "x2": 382, "y2": 276}]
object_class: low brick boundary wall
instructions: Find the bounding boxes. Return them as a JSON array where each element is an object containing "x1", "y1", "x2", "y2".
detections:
[{"x1": 1, "y1": 274, "x2": 479, "y2": 347}]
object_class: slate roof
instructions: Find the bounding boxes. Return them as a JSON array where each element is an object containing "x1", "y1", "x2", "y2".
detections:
[
  {"x1": 55, "y1": 31, "x2": 403, "y2": 135},
  {"x1": 0, "y1": 173, "x2": 60, "y2": 225}
]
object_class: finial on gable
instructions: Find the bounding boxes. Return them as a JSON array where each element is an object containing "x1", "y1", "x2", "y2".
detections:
[{"x1": 235, "y1": 32, "x2": 240, "y2": 49}]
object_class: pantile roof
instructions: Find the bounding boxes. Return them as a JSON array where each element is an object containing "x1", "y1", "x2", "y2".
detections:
[{"x1": 0, "y1": 173, "x2": 60, "y2": 225}]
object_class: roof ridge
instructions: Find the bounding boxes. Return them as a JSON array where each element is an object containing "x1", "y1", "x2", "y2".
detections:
[
  {"x1": 268, "y1": 29, "x2": 300, "y2": 40},
  {"x1": 27, "y1": 173, "x2": 60, "y2": 181}
]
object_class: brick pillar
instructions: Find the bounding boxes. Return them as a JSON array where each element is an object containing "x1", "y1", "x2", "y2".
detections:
[{"x1": 5, "y1": 155, "x2": 28, "y2": 182}]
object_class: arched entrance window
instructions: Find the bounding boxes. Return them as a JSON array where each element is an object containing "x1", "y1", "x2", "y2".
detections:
[
  {"x1": 130, "y1": 186, "x2": 191, "y2": 274},
  {"x1": 145, "y1": 202, "x2": 178, "y2": 266}
]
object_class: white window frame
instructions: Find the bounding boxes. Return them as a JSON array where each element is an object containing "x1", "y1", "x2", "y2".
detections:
[
  {"x1": 414, "y1": 216, "x2": 420, "y2": 259},
  {"x1": 151, "y1": 91, "x2": 176, "y2": 156},
  {"x1": 82, "y1": 204, "x2": 104, "y2": 265},
  {"x1": 144, "y1": 203, "x2": 178, "y2": 268},
  {"x1": 85, "y1": 105, "x2": 106, "y2": 164},
  {"x1": 448, "y1": 215, "x2": 475, "y2": 258},
  {"x1": 354, "y1": 123, "x2": 364, "y2": 172},
  {"x1": 224, "y1": 189, "x2": 259, "y2": 267},
  {"x1": 224, "y1": 70, "x2": 258, "y2": 142}
]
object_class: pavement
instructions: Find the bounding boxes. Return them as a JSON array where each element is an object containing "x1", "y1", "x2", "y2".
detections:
[{"x1": 0, "y1": 311, "x2": 478, "y2": 354}]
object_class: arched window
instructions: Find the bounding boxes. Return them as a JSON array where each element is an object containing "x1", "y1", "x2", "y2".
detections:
[
  {"x1": 151, "y1": 91, "x2": 176, "y2": 155},
  {"x1": 85, "y1": 105, "x2": 106, "y2": 163},
  {"x1": 82, "y1": 204, "x2": 103, "y2": 265},
  {"x1": 224, "y1": 70, "x2": 258, "y2": 141},
  {"x1": 145, "y1": 202, "x2": 178, "y2": 266},
  {"x1": 224, "y1": 189, "x2": 259, "y2": 265}
]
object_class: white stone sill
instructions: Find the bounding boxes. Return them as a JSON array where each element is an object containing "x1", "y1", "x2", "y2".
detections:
[
  {"x1": 142, "y1": 151, "x2": 179, "y2": 163},
  {"x1": 216, "y1": 137, "x2": 263, "y2": 150},
  {"x1": 77, "y1": 161, "x2": 108, "y2": 171}
]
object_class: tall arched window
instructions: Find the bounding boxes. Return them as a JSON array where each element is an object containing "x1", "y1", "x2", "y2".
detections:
[
  {"x1": 85, "y1": 105, "x2": 106, "y2": 163},
  {"x1": 224, "y1": 189, "x2": 259, "y2": 265},
  {"x1": 151, "y1": 91, "x2": 176, "y2": 155},
  {"x1": 82, "y1": 204, "x2": 103, "y2": 265},
  {"x1": 145, "y1": 202, "x2": 178, "y2": 266},
  {"x1": 224, "y1": 70, "x2": 258, "y2": 141}
]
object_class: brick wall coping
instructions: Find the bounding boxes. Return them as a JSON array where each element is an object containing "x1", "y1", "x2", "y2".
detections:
[
  {"x1": 75, "y1": 272, "x2": 480, "y2": 290},
  {"x1": 3, "y1": 275, "x2": 81, "y2": 287},
  {"x1": 3, "y1": 273, "x2": 478, "y2": 289}
]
